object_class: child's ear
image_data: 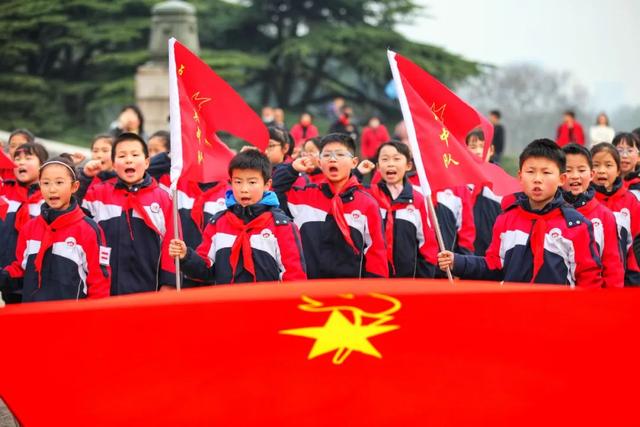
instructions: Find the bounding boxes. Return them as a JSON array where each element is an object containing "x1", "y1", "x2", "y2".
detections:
[
  {"x1": 71, "y1": 180, "x2": 81, "y2": 194},
  {"x1": 144, "y1": 157, "x2": 150, "y2": 170},
  {"x1": 265, "y1": 178, "x2": 273, "y2": 191},
  {"x1": 406, "y1": 161, "x2": 413, "y2": 171},
  {"x1": 351, "y1": 156, "x2": 359, "y2": 168},
  {"x1": 589, "y1": 169, "x2": 596, "y2": 180},
  {"x1": 559, "y1": 172, "x2": 568, "y2": 186}
]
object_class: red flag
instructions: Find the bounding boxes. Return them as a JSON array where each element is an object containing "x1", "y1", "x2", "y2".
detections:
[
  {"x1": 388, "y1": 51, "x2": 499, "y2": 195},
  {"x1": 1, "y1": 280, "x2": 640, "y2": 426},
  {"x1": 169, "y1": 38, "x2": 268, "y2": 187},
  {"x1": 0, "y1": 150, "x2": 15, "y2": 171}
]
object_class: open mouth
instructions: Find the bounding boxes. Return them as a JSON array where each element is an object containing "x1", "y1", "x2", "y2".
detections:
[
  {"x1": 594, "y1": 176, "x2": 608, "y2": 184},
  {"x1": 240, "y1": 197, "x2": 252, "y2": 204},
  {"x1": 124, "y1": 167, "x2": 136, "y2": 175},
  {"x1": 17, "y1": 167, "x2": 27, "y2": 174},
  {"x1": 48, "y1": 196, "x2": 60, "y2": 203},
  {"x1": 568, "y1": 181, "x2": 582, "y2": 190},
  {"x1": 328, "y1": 166, "x2": 339, "y2": 173}
]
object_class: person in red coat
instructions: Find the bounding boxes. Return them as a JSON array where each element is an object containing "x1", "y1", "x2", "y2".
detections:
[
  {"x1": 360, "y1": 117, "x2": 390, "y2": 160},
  {"x1": 556, "y1": 110, "x2": 585, "y2": 146},
  {"x1": 290, "y1": 113, "x2": 319, "y2": 150}
]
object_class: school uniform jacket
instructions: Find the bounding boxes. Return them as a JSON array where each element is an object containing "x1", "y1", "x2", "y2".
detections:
[
  {"x1": 594, "y1": 178, "x2": 640, "y2": 285},
  {"x1": 81, "y1": 173, "x2": 176, "y2": 295},
  {"x1": 2, "y1": 201, "x2": 110, "y2": 302},
  {"x1": 273, "y1": 164, "x2": 389, "y2": 279},
  {"x1": 76, "y1": 169, "x2": 118, "y2": 203},
  {"x1": 181, "y1": 191, "x2": 306, "y2": 284},
  {"x1": 367, "y1": 181, "x2": 437, "y2": 277},
  {"x1": 148, "y1": 152, "x2": 172, "y2": 194},
  {"x1": 623, "y1": 168, "x2": 640, "y2": 201},
  {"x1": 293, "y1": 168, "x2": 326, "y2": 188},
  {"x1": 470, "y1": 184, "x2": 503, "y2": 256},
  {"x1": 564, "y1": 188, "x2": 624, "y2": 288},
  {"x1": 0, "y1": 180, "x2": 43, "y2": 302},
  {"x1": 451, "y1": 191, "x2": 603, "y2": 288},
  {"x1": 175, "y1": 180, "x2": 229, "y2": 287}
]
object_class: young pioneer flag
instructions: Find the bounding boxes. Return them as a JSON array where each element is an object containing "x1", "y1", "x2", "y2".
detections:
[
  {"x1": 387, "y1": 50, "x2": 516, "y2": 196},
  {"x1": 168, "y1": 38, "x2": 269, "y2": 188}
]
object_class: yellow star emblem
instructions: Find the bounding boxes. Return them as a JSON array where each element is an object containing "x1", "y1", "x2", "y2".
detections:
[{"x1": 280, "y1": 293, "x2": 401, "y2": 364}]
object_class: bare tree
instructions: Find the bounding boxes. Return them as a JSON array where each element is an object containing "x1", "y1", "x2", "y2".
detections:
[{"x1": 457, "y1": 63, "x2": 589, "y2": 154}]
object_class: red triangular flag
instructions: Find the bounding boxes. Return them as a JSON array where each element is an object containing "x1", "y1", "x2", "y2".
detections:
[
  {"x1": 169, "y1": 38, "x2": 268, "y2": 187},
  {"x1": 0, "y1": 150, "x2": 15, "y2": 170},
  {"x1": 388, "y1": 50, "x2": 499, "y2": 195}
]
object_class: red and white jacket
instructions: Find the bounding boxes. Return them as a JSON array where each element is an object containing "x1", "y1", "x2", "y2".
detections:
[
  {"x1": 594, "y1": 179, "x2": 640, "y2": 285},
  {"x1": 3, "y1": 201, "x2": 110, "y2": 302},
  {"x1": 564, "y1": 188, "x2": 624, "y2": 288}
]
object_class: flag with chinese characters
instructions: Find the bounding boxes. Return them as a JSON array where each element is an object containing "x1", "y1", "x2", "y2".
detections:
[
  {"x1": 168, "y1": 38, "x2": 269, "y2": 188},
  {"x1": 387, "y1": 50, "x2": 501, "y2": 195}
]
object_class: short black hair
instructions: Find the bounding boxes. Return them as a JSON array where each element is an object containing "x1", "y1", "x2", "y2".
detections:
[
  {"x1": 611, "y1": 132, "x2": 640, "y2": 150},
  {"x1": 268, "y1": 126, "x2": 293, "y2": 156},
  {"x1": 632, "y1": 127, "x2": 640, "y2": 139},
  {"x1": 40, "y1": 154, "x2": 78, "y2": 181},
  {"x1": 228, "y1": 149, "x2": 272, "y2": 182},
  {"x1": 564, "y1": 110, "x2": 576, "y2": 119},
  {"x1": 9, "y1": 128, "x2": 35, "y2": 144},
  {"x1": 149, "y1": 130, "x2": 171, "y2": 152},
  {"x1": 519, "y1": 138, "x2": 566, "y2": 173},
  {"x1": 302, "y1": 136, "x2": 321, "y2": 151},
  {"x1": 119, "y1": 104, "x2": 145, "y2": 134},
  {"x1": 375, "y1": 140, "x2": 412, "y2": 163},
  {"x1": 111, "y1": 132, "x2": 149, "y2": 162},
  {"x1": 465, "y1": 129, "x2": 485, "y2": 145},
  {"x1": 562, "y1": 143, "x2": 592, "y2": 169},
  {"x1": 591, "y1": 142, "x2": 621, "y2": 171},
  {"x1": 489, "y1": 110, "x2": 501, "y2": 119},
  {"x1": 14, "y1": 142, "x2": 49, "y2": 165},
  {"x1": 90, "y1": 134, "x2": 114, "y2": 150},
  {"x1": 320, "y1": 133, "x2": 357, "y2": 156}
]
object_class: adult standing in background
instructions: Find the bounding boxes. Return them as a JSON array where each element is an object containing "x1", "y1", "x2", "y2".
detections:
[
  {"x1": 329, "y1": 105, "x2": 359, "y2": 143},
  {"x1": 290, "y1": 113, "x2": 319, "y2": 148},
  {"x1": 360, "y1": 116, "x2": 390, "y2": 161},
  {"x1": 556, "y1": 110, "x2": 585, "y2": 146},
  {"x1": 589, "y1": 112, "x2": 615, "y2": 146},
  {"x1": 110, "y1": 105, "x2": 147, "y2": 141},
  {"x1": 489, "y1": 110, "x2": 505, "y2": 163}
]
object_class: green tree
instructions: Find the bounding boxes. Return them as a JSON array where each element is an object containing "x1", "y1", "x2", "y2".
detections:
[
  {"x1": 0, "y1": 0, "x2": 153, "y2": 138},
  {"x1": 194, "y1": 0, "x2": 480, "y2": 116}
]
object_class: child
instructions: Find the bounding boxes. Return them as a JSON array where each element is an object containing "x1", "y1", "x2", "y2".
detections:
[
  {"x1": 368, "y1": 141, "x2": 438, "y2": 277},
  {"x1": 169, "y1": 150, "x2": 306, "y2": 284},
  {"x1": 265, "y1": 127, "x2": 293, "y2": 170},
  {"x1": 293, "y1": 137, "x2": 325, "y2": 188},
  {"x1": 273, "y1": 133, "x2": 388, "y2": 278},
  {"x1": 591, "y1": 142, "x2": 640, "y2": 285},
  {"x1": 76, "y1": 134, "x2": 116, "y2": 201},
  {"x1": 81, "y1": 132, "x2": 175, "y2": 295},
  {"x1": 561, "y1": 144, "x2": 624, "y2": 288},
  {"x1": 147, "y1": 130, "x2": 172, "y2": 194},
  {"x1": 0, "y1": 143, "x2": 48, "y2": 302},
  {"x1": 612, "y1": 132, "x2": 640, "y2": 201},
  {"x1": 437, "y1": 139, "x2": 603, "y2": 287},
  {"x1": 0, "y1": 155, "x2": 110, "y2": 302},
  {"x1": 1, "y1": 129, "x2": 35, "y2": 181},
  {"x1": 465, "y1": 129, "x2": 504, "y2": 256}
]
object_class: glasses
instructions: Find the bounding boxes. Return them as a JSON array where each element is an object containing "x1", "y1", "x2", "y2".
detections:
[
  {"x1": 616, "y1": 147, "x2": 638, "y2": 156},
  {"x1": 320, "y1": 150, "x2": 354, "y2": 161}
]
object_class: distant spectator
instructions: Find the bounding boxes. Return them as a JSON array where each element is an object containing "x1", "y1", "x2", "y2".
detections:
[
  {"x1": 110, "y1": 105, "x2": 147, "y2": 141},
  {"x1": 556, "y1": 110, "x2": 585, "y2": 146},
  {"x1": 261, "y1": 106, "x2": 275, "y2": 126},
  {"x1": 274, "y1": 108, "x2": 287, "y2": 131},
  {"x1": 7, "y1": 128, "x2": 35, "y2": 158},
  {"x1": 325, "y1": 97, "x2": 345, "y2": 122},
  {"x1": 589, "y1": 112, "x2": 615, "y2": 146},
  {"x1": 290, "y1": 113, "x2": 319, "y2": 148},
  {"x1": 329, "y1": 105, "x2": 359, "y2": 142},
  {"x1": 360, "y1": 116, "x2": 390, "y2": 161},
  {"x1": 489, "y1": 110, "x2": 506, "y2": 163},
  {"x1": 394, "y1": 120, "x2": 409, "y2": 146}
]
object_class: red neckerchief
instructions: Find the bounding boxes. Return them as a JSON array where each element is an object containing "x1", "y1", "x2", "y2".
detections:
[
  {"x1": 122, "y1": 186, "x2": 161, "y2": 239},
  {"x1": 518, "y1": 207, "x2": 563, "y2": 283},
  {"x1": 225, "y1": 211, "x2": 273, "y2": 283},
  {"x1": 328, "y1": 176, "x2": 361, "y2": 255},
  {"x1": 34, "y1": 205, "x2": 86, "y2": 288},
  {"x1": 14, "y1": 184, "x2": 42, "y2": 231},
  {"x1": 190, "y1": 182, "x2": 222, "y2": 231},
  {"x1": 0, "y1": 197, "x2": 8, "y2": 221},
  {"x1": 370, "y1": 184, "x2": 402, "y2": 275},
  {"x1": 339, "y1": 115, "x2": 350, "y2": 126}
]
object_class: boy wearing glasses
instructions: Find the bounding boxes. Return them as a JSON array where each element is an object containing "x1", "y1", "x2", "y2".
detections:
[{"x1": 273, "y1": 133, "x2": 388, "y2": 279}]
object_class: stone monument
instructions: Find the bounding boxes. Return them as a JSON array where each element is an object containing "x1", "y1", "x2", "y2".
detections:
[{"x1": 135, "y1": 0, "x2": 200, "y2": 135}]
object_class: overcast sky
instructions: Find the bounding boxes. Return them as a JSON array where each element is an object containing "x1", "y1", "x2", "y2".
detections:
[{"x1": 397, "y1": 0, "x2": 640, "y2": 111}]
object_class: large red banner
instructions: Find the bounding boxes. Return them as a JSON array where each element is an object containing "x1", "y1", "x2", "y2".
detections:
[{"x1": 0, "y1": 280, "x2": 639, "y2": 426}]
